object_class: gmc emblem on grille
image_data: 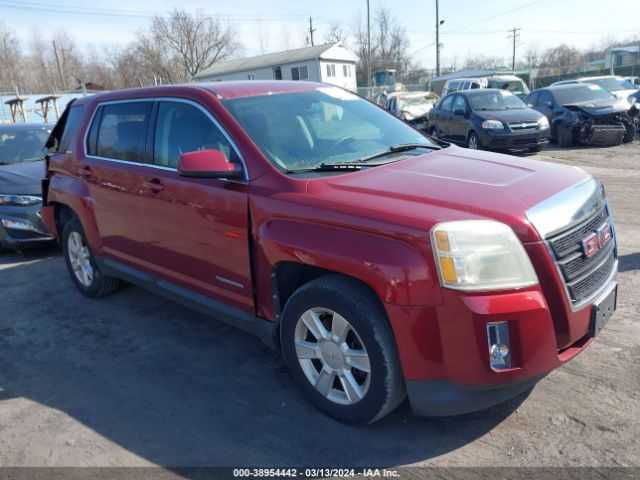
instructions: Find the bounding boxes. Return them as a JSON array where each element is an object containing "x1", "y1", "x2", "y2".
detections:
[{"x1": 582, "y1": 222, "x2": 612, "y2": 257}]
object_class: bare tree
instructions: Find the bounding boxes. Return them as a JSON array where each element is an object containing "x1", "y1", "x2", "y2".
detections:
[
  {"x1": 0, "y1": 22, "x2": 21, "y2": 92},
  {"x1": 143, "y1": 9, "x2": 242, "y2": 81},
  {"x1": 324, "y1": 20, "x2": 348, "y2": 44},
  {"x1": 463, "y1": 53, "x2": 505, "y2": 70}
]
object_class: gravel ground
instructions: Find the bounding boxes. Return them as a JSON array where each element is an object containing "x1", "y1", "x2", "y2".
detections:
[{"x1": 0, "y1": 141, "x2": 638, "y2": 470}]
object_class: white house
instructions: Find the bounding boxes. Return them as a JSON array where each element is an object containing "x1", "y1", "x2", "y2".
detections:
[{"x1": 194, "y1": 43, "x2": 359, "y2": 91}]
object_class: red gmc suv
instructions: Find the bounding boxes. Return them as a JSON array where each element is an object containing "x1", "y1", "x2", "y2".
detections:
[{"x1": 41, "y1": 82, "x2": 618, "y2": 423}]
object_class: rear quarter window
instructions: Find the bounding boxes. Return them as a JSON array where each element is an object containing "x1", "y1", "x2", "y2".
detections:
[{"x1": 46, "y1": 103, "x2": 84, "y2": 153}]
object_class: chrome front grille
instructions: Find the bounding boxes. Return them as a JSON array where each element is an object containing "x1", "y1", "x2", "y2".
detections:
[
  {"x1": 546, "y1": 204, "x2": 617, "y2": 306},
  {"x1": 508, "y1": 121, "x2": 538, "y2": 130}
]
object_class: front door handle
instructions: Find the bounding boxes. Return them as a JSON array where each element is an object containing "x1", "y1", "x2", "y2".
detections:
[{"x1": 142, "y1": 178, "x2": 165, "y2": 192}]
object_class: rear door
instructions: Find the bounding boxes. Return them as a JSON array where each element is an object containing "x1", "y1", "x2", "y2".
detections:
[
  {"x1": 83, "y1": 100, "x2": 153, "y2": 267},
  {"x1": 138, "y1": 99, "x2": 254, "y2": 312}
]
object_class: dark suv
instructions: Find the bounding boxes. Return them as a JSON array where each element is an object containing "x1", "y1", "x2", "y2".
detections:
[{"x1": 41, "y1": 82, "x2": 617, "y2": 423}]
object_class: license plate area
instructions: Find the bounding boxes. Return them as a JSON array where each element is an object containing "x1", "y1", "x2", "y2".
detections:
[{"x1": 590, "y1": 283, "x2": 617, "y2": 336}]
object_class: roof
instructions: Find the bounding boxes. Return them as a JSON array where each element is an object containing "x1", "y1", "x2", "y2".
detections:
[
  {"x1": 542, "y1": 83, "x2": 597, "y2": 91},
  {"x1": 432, "y1": 69, "x2": 508, "y2": 82},
  {"x1": 194, "y1": 43, "x2": 358, "y2": 79},
  {"x1": 606, "y1": 45, "x2": 640, "y2": 54}
]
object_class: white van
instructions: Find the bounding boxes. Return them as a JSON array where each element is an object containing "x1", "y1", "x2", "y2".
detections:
[{"x1": 441, "y1": 75, "x2": 530, "y2": 98}]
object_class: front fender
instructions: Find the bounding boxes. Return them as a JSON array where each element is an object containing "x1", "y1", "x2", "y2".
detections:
[
  {"x1": 47, "y1": 174, "x2": 102, "y2": 251},
  {"x1": 254, "y1": 217, "x2": 442, "y2": 320}
]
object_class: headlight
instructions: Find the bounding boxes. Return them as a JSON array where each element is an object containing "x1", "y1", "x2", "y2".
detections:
[
  {"x1": 0, "y1": 194, "x2": 42, "y2": 206},
  {"x1": 481, "y1": 120, "x2": 504, "y2": 129},
  {"x1": 538, "y1": 116, "x2": 550, "y2": 129},
  {"x1": 431, "y1": 220, "x2": 538, "y2": 291}
]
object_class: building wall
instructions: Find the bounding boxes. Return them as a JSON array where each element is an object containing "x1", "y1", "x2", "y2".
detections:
[{"x1": 197, "y1": 58, "x2": 357, "y2": 91}]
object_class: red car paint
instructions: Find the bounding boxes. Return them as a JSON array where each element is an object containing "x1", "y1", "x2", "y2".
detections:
[{"x1": 41, "y1": 82, "x2": 617, "y2": 416}]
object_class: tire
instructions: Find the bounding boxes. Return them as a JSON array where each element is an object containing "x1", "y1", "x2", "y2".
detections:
[
  {"x1": 557, "y1": 125, "x2": 574, "y2": 148},
  {"x1": 529, "y1": 145, "x2": 545, "y2": 153},
  {"x1": 467, "y1": 131, "x2": 481, "y2": 150},
  {"x1": 623, "y1": 121, "x2": 635, "y2": 143},
  {"x1": 280, "y1": 275, "x2": 406, "y2": 424},
  {"x1": 62, "y1": 216, "x2": 120, "y2": 298}
]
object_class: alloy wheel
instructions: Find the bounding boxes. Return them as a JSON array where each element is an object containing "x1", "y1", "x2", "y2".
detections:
[
  {"x1": 67, "y1": 231, "x2": 94, "y2": 287},
  {"x1": 468, "y1": 134, "x2": 479, "y2": 149},
  {"x1": 294, "y1": 307, "x2": 371, "y2": 405}
]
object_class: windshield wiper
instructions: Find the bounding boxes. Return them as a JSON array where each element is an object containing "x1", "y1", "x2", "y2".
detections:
[
  {"x1": 285, "y1": 163, "x2": 370, "y2": 174},
  {"x1": 345, "y1": 143, "x2": 438, "y2": 165}
]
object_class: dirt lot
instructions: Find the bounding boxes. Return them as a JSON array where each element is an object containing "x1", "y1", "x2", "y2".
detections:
[{"x1": 0, "y1": 142, "x2": 639, "y2": 470}]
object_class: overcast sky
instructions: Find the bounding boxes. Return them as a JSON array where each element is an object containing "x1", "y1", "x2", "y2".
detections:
[{"x1": 1, "y1": 0, "x2": 638, "y2": 68}]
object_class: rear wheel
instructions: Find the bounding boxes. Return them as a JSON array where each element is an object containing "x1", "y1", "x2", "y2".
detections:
[
  {"x1": 529, "y1": 145, "x2": 545, "y2": 153},
  {"x1": 467, "y1": 131, "x2": 481, "y2": 150},
  {"x1": 62, "y1": 217, "x2": 120, "y2": 298},
  {"x1": 280, "y1": 275, "x2": 405, "y2": 424}
]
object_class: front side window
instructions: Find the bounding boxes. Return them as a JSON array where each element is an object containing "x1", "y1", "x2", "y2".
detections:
[
  {"x1": 91, "y1": 102, "x2": 152, "y2": 162},
  {"x1": 222, "y1": 87, "x2": 435, "y2": 173},
  {"x1": 153, "y1": 101, "x2": 238, "y2": 169},
  {"x1": 452, "y1": 95, "x2": 467, "y2": 113},
  {"x1": 440, "y1": 95, "x2": 454, "y2": 111}
]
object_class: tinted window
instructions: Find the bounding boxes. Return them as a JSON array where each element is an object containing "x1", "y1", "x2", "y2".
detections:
[
  {"x1": 452, "y1": 95, "x2": 467, "y2": 112},
  {"x1": 0, "y1": 126, "x2": 51, "y2": 165},
  {"x1": 526, "y1": 91, "x2": 539, "y2": 105},
  {"x1": 46, "y1": 102, "x2": 82, "y2": 153},
  {"x1": 448, "y1": 81, "x2": 459, "y2": 91},
  {"x1": 94, "y1": 102, "x2": 152, "y2": 162},
  {"x1": 154, "y1": 101, "x2": 238, "y2": 169},
  {"x1": 440, "y1": 95, "x2": 454, "y2": 111}
]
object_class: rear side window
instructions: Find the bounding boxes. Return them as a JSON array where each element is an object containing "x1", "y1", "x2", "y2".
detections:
[
  {"x1": 46, "y1": 103, "x2": 84, "y2": 153},
  {"x1": 89, "y1": 102, "x2": 152, "y2": 162},
  {"x1": 153, "y1": 101, "x2": 238, "y2": 168}
]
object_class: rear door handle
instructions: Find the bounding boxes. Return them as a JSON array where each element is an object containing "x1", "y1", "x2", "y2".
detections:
[
  {"x1": 78, "y1": 166, "x2": 93, "y2": 178},
  {"x1": 142, "y1": 178, "x2": 165, "y2": 192}
]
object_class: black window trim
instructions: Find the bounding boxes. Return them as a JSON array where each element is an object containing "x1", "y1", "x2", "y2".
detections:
[{"x1": 83, "y1": 97, "x2": 248, "y2": 181}]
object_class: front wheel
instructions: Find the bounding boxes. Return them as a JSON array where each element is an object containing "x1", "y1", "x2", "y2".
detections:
[
  {"x1": 529, "y1": 145, "x2": 545, "y2": 153},
  {"x1": 280, "y1": 275, "x2": 405, "y2": 424},
  {"x1": 62, "y1": 217, "x2": 120, "y2": 298},
  {"x1": 467, "y1": 131, "x2": 481, "y2": 150}
]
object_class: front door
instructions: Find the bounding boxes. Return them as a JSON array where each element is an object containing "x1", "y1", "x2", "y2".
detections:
[{"x1": 139, "y1": 99, "x2": 254, "y2": 313}]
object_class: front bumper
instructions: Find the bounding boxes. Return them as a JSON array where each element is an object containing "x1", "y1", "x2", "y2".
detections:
[
  {"x1": 0, "y1": 203, "x2": 55, "y2": 250},
  {"x1": 478, "y1": 128, "x2": 550, "y2": 150}
]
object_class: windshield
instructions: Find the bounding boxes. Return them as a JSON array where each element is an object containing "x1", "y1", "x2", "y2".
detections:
[
  {"x1": 0, "y1": 127, "x2": 50, "y2": 165},
  {"x1": 587, "y1": 77, "x2": 631, "y2": 92},
  {"x1": 487, "y1": 78, "x2": 530, "y2": 95},
  {"x1": 468, "y1": 90, "x2": 527, "y2": 111},
  {"x1": 398, "y1": 94, "x2": 437, "y2": 108},
  {"x1": 553, "y1": 85, "x2": 615, "y2": 104},
  {"x1": 222, "y1": 87, "x2": 435, "y2": 172}
]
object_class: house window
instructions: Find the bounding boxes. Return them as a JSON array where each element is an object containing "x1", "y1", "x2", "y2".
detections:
[
  {"x1": 343, "y1": 65, "x2": 351, "y2": 77},
  {"x1": 291, "y1": 66, "x2": 309, "y2": 81},
  {"x1": 247, "y1": 74, "x2": 255, "y2": 80},
  {"x1": 273, "y1": 66, "x2": 282, "y2": 80},
  {"x1": 325, "y1": 64, "x2": 336, "y2": 77}
]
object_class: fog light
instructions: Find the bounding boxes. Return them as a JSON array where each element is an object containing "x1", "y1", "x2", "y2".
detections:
[
  {"x1": 1, "y1": 218, "x2": 39, "y2": 232},
  {"x1": 487, "y1": 321, "x2": 512, "y2": 370}
]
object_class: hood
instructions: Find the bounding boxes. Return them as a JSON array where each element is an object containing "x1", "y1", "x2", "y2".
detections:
[
  {"x1": 562, "y1": 97, "x2": 629, "y2": 116},
  {"x1": 402, "y1": 103, "x2": 434, "y2": 121},
  {"x1": 306, "y1": 145, "x2": 589, "y2": 242},
  {"x1": 612, "y1": 89, "x2": 638, "y2": 100},
  {"x1": 0, "y1": 160, "x2": 44, "y2": 195},
  {"x1": 476, "y1": 108, "x2": 543, "y2": 122}
]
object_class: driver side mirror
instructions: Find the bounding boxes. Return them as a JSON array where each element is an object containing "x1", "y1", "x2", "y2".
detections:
[{"x1": 177, "y1": 149, "x2": 243, "y2": 179}]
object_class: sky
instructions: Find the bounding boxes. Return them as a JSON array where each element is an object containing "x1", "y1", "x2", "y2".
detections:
[{"x1": 1, "y1": 0, "x2": 638, "y2": 69}]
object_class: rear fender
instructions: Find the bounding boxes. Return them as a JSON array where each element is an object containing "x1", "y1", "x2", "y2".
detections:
[{"x1": 47, "y1": 174, "x2": 102, "y2": 251}]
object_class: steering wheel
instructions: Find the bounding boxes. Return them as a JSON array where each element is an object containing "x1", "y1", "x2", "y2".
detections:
[{"x1": 330, "y1": 135, "x2": 356, "y2": 152}]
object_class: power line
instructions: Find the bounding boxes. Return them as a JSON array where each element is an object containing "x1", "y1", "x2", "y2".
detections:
[{"x1": 441, "y1": 0, "x2": 545, "y2": 35}]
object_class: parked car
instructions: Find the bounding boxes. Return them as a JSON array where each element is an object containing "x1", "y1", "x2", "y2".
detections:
[
  {"x1": 428, "y1": 89, "x2": 549, "y2": 152},
  {"x1": 624, "y1": 76, "x2": 640, "y2": 89},
  {"x1": 551, "y1": 75, "x2": 638, "y2": 100},
  {"x1": 0, "y1": 123, "x2": 54, "y2": 250},
  {"x1": 42, "y1": 81, "x2": 618, "y2": 423},
  {"x1": 385, "y1": 91, "x2": 439, "y2": 130},
  {"x1": 526, "y1": 84, "x2": 636, "y2": 147},
  {"x1": 442, "y1": 75, "x2": 530, "y2": 99}
]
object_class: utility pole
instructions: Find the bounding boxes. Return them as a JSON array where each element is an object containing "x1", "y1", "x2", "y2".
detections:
[
  {"x1": 435, "y1": 0, "x2": 440, "y2": 77},
  {"x1": 308, "y1": 17, "x2": 316, "y2": 47},
  {"x1": 52, "y1": 40, "x2": 66, "y2": 92},
  {"x1": 366, "y1": 0, "x2": 371, "y2": 89},
  {"x1": 508, "y1": 27, "x2": 521, "y2": 71}
]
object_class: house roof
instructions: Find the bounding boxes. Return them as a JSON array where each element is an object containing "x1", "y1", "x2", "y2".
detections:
[
  {"x1": 606, "y1": 45, "x2": 640, "y2": 54},
  {"x1": 194, "y1": 43, "x2": 358, "y2": 79}
]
